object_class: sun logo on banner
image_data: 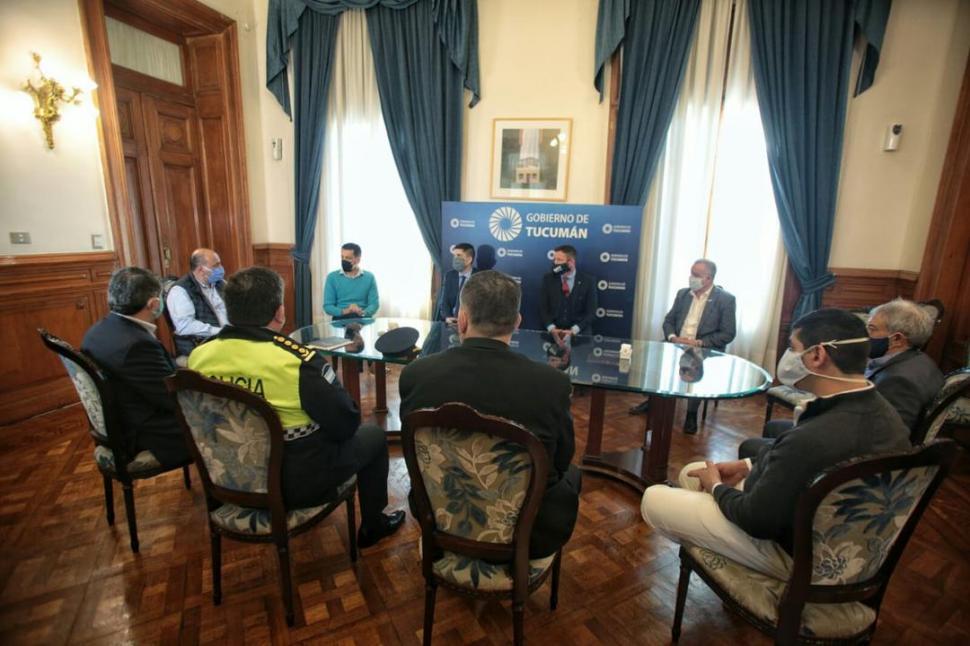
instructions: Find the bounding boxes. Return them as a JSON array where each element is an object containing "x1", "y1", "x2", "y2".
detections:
[{"x1": 489, "y1": 206, "x2": 522, "y2": 242}]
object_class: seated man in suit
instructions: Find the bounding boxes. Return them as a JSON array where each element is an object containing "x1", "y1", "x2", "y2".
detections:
[
  {"x1": 739, "y1": 298, "x2": 943, "y2": 458},
  {"x1": 189, "y1": 267, "x2": 404, "y2": 548},
  {"x1": 82, "y1": 267, "x2": 189, "y2": 468},
  {"x1": 539, "y1": 245, "x2": 597, "y2": 347},
  {"x1": 323, "y1": 242, "x2": 380, "y2": 320},
  {"x1": 642, "y1": 308, "x2": 910, "y2": 579},
  {"x1": 633, "y1": 259, "x2": 736, "y2": 433},
  {"x1": 400, "y1": 270, "x2": 582, "y2": 558},
  {"x1": 435, "y1": 242, "x2": 476, "y2": 323},
  {"x1": 166, "y1": 248, "x2": 228, "y2": 357}
]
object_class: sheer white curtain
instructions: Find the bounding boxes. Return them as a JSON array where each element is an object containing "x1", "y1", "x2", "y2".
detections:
[
  {"x1": 631, "y1": 0, "x2": 784, "y2": 367},
  {"x1": 311, "y1": 10, "x2": 433, "y2": 322}
]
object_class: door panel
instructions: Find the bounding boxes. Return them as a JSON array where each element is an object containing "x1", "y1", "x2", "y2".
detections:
[{"x1": 115, "y1": 86, "x2": 158, "y2": 271}]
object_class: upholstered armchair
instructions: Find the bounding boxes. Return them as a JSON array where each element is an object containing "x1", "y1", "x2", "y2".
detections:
[
  {"x1": 670, "y1": 440, "x2": 957, "y2": 644},
  {"x1": 913, "y1": 367, "x2": 970, "y2": 445},
  {"x1": 166, "y1": 369, "x2": 357, "y2": 626},
  {"x1": 402, "y1": 403, "x2": 562, "y2": 646},
  {"x1": 39, "y1": 329, "x2": 192, "y2": 553}
]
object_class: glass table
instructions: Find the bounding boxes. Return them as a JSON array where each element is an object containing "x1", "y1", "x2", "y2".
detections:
[{"x1": 291, "y1": 318, "x2": 771, "y2": 492}]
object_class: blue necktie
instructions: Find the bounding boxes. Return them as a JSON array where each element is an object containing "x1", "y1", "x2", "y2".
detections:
[{"x1": 453, "y1": 275, "x2": 466, "y2": 315}]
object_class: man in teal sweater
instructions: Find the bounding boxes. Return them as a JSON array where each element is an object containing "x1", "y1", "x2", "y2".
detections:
[{"x1": 323, "y1": 242, "x2": 380, "y2": 319}]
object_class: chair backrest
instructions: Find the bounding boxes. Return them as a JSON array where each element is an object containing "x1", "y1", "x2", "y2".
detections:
[
  {"x1": 402, "y1": 403, "x2": 549, "y2": 574},
  {"x1": 159, "y1": 277, "x2": 181, "y2": 356},
  {"x1": 166, "y1": 369, "x2": 284, "y2": 516},
  {"x1": 781, "y1": 440, "x2": 957, "y2": 628},
  {"x1": 912, "y1": 368, "x2": 970, "y2": 444},
  {"x1": 37, "y1": 328, "x2": 129, "y2": 458}
]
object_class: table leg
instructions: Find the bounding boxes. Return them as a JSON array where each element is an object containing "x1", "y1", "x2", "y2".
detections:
[
  {"x1": 374, "y1": 360, "x2": 388, "y2": 413},
  {"x1": 645, "y1": 395, "x2": 676, "y2": 484},
  {"x1": 341, "y1": 356, "x2": 361, "y2": 407}
]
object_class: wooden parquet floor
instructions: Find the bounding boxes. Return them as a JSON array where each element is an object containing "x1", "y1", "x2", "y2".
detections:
[{"x1": 1, "y1": 365, "x2": 968, "y2": 645}]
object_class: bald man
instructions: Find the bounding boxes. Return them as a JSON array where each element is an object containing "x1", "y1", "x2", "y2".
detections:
[{"x1": 166, "y1": 248, "x2": 228, "y2": 356}]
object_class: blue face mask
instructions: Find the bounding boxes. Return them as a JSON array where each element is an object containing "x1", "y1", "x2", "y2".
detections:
[
  {"x1": 208, "y1": 266, "x2": 225, "y2": 285},
  {"x1": 151, "y1": 295, "x2": 165, "y2": 319}
]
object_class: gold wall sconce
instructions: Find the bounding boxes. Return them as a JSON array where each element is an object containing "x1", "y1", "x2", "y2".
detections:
[{"x1": 21, "y1": 52, "x2": 83, "y2": 150}]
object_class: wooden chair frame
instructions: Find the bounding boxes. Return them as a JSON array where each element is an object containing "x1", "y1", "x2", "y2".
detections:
[
  {"x1": 166, "y1": 369, "x2": 357, "y2": 626},
  {"x1": 402, "y1": 403, "x2": 562, "y2": 646},
  {"x1": 672, "y1": 440, "x2": 958, "y2": 645},
  {"x1": 911, "y1": 367, "x2": 970, "y2": 445},
  {"x1": 38, "y1": 328, "x2": 192, "y2": 553}
]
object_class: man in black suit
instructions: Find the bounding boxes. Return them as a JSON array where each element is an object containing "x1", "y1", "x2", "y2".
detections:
[
  {"x1": 642, "y1": 309, "x2": 909, "y2": 579},
  {"x1": 400, "y1": 270, "x2": 582, "y2": 558},
  {"x1": 739, "y1": 298, "x2": 944, "y2": 458},
  {"x1": 435, "y1": 242, "x2": 476, "y2": 323},
  {"x1": 82, "y1": 267, "x2": 188, "y2": 468},
  {"x1": 539, "y1": 245, "x2": 597, "y2": 347},
  {"x1": 633, "y1": 259, "x2": 736, "y2": 433}
]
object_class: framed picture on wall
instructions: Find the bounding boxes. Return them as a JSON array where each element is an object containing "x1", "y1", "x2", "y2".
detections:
[{"x1": 490, "y1": 118, "x2": 572, "y2": 201}]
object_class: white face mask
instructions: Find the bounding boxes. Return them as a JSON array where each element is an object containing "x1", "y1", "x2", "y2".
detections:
[
  {"x1": 689, "y1": 276, "x2": 704, "y2": 292},
  {"x1": 776, "y1": 337, "x2": 870, "y2": 387}
]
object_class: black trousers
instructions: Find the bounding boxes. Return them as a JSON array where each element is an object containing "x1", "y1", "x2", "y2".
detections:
[
  {"x1": 737, "y1": 419, "x2": 793, "y2": 460},
  {"x1": 349, "y1": 423, "x2": 391, "y2": 529}
]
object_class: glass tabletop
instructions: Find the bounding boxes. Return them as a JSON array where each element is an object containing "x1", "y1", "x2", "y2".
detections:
[{"x1": 291, "y1": 318, "x2": 771, "y2": 399}]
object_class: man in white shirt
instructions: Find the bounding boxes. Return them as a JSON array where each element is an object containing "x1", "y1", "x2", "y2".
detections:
[
  {"x1": 166, "y1": 248, "x2": 228, "y2": 356},
  {"x1": 632, "y1": 259, "x2": 736, "y2": 433}
]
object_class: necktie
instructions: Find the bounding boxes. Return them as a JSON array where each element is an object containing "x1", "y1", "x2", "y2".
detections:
[
  {"x1": 561, "y1": 276, "x2": 570, "y2": 297},
  {"x1": 453, "y1": 275, "x2": 466, "y2": 315}
]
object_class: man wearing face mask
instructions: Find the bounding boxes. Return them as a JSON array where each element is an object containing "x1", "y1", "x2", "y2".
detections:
[
  {"x1": 166, "y1": 248, "x2": 228, "y2": 356},
  {"x1": 640, "y1": 308, "x2": 909, "y2": 579},
  {"x1": 739, "y1": 299, "x2": 942, "y2": 459},
  {"x1": 82, "y1": 267, "x2": 190, "y2": 468},
  {"x1": 400, "y1": 270, "x2": 582, "y2": 558},
  {"x1": 190, "y1": 267, "x2": 404, "y2": 547},
  {"x1": 324, "y1": 242, "x2": 380, "y2": 320},
  {"x1": 632, "y1": 259, "x2": 736, "y2": 432},
  {"x1": 435, "y1": 242, "x2": 477, "y2": 323},
  {"x1": 539, "y1": 245, "x2": 597, "y2": 347}
]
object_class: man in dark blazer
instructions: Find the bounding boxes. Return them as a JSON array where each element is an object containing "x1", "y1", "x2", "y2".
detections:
[
  {"x1": 539, "y1": 244, "x2": 597, "y2": 346},
  {"x1": 400, "y1": 270, "x2": 581, "y2": 558},
  {"x1": 82, "y1": 267, "x2": 189, "y2": 468},
  {"x1": 633, "y1": 259, "x2": 736, "y2": 432},
  {"x1": 435, "y1": 242, "x2": 477, "y2": 322}
]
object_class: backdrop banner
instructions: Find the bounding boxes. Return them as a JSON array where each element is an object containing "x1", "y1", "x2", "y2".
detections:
[{"x1": 441, "y1": 201, "x2": 642, "y2": 337}]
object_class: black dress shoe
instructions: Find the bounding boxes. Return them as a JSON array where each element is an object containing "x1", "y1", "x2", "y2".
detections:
[
  {"x1": 629, "y1": 399, "x2": 650, "y2": 415},
  {"x1": 357, "y1": 510, "x2": 406, "y2": 548},
  {"x1": 683, "y1": 412, "x2": 698, "y2": 435}
]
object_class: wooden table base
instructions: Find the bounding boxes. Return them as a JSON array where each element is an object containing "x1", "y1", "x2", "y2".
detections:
[{"x1": 580, "y1": 392, "x2": 676, "y2": 493}]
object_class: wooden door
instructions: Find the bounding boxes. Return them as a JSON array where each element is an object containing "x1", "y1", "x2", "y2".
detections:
[
  {"x1": 115, "y1": 86, "x2": 159, "y2": 270},
  {"x1": 140, "y1": 94, "x2": 209, "y2": 276}
]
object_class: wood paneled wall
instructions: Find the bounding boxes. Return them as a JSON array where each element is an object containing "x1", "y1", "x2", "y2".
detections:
[
  {"x1": 251, "y1": 244, "x2": 296, "y2": 334},
  {"x1": 0, "y1": 253, "x2": 117, "y2": 425}
]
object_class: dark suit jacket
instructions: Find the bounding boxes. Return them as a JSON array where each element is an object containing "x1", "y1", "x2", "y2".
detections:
[
  {"x1": 399, "y1": 337, "x2": 580, "y2": 557},
  {"x1": 435, "y1": 268, "x2": 477, "y2": 321},
  {"x1": 868, "y1": 348, "x2": 944, "y2": 431},
  {"x1": 81, "y1": 313, "x2": 188, "y2": 468},
  {"x1": 662, "y1": 286, "x2": 736, "y2": 351},
  {"x1": 539, "y1": 270, "x2": 597, "y2": 334}
]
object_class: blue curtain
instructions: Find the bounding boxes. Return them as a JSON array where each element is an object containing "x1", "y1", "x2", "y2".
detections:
[
  {"x1": 853, "y1": 0, "x2": 893, "y2": 95},
  {"x1": 604, "y1": 0, "x2": 701, "y2": 205},
  {"x1": 748, "y1": 0, "x2": 880, "y2": 317},
  {"x1": 292, "y1": 10, "x2": 340, "y2": 328},
  {"x1": 367, "y1": 1, "x2": 469, "y2": 272}
]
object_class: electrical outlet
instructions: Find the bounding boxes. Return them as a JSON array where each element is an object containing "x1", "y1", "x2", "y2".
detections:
[
  {"x1": 10, "y1": 232, "x2": 31, "y2": 244},
  {"x1": 91, "y1": 234, "x2": 105, "y2": 249}
]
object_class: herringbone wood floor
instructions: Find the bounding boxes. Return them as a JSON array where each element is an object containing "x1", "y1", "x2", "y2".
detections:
[{"x1": 1, "y1": 366, "x2": 968, "y2": 644}]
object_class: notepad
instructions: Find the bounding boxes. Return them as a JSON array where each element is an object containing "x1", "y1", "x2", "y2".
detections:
[{"x1": 307, "y1": 337, "x2": 354, "y2": 351}]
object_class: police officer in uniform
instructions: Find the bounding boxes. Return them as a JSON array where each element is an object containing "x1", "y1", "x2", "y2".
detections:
[{"x1": 189, "y1": 267, "x2": 404, "y2": 548}]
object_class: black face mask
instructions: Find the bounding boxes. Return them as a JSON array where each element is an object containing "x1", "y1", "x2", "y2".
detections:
[
  {"x1": 552, "y1": 263, "x2": 568, "y2": 275},
  {"x1": 341, "y1": 259, "x2": 354, "y2": 273},
  {"x1": 868, "y1": 335, "x2": 890, "y2": 359}
]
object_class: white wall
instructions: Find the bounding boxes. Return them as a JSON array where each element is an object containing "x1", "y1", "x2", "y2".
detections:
[
  {"x1": 463, "y1": 0, "x2": 610, "y2": 205},
  {"x1": 0, "y1": 0, "x2": 111, "y2": 256},
  {"x1": 830, "y1": 0, "x2": 970, "y2": 271}
]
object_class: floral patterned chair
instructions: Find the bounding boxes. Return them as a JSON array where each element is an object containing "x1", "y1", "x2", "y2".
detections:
[
  {"x1": 38, "y1": 329, "x2": 192, "y2": 553},
  {"x1": 670, "y1": 440, "x2": 957, "y2": 644},
  {"x1": 912, "y1": 367, "x2": 970, "y2": 445},
  {"x1": 165, "y1": 369, "x2": 358, "y2": 627},
  {"x1": 402, "y1": 403, "x2": 562, "y2": 646}
]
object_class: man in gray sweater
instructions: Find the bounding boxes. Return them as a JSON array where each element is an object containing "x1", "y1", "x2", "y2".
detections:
[{"x1": 641, "y1": 308, "x2": 910, "y2": 579}]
